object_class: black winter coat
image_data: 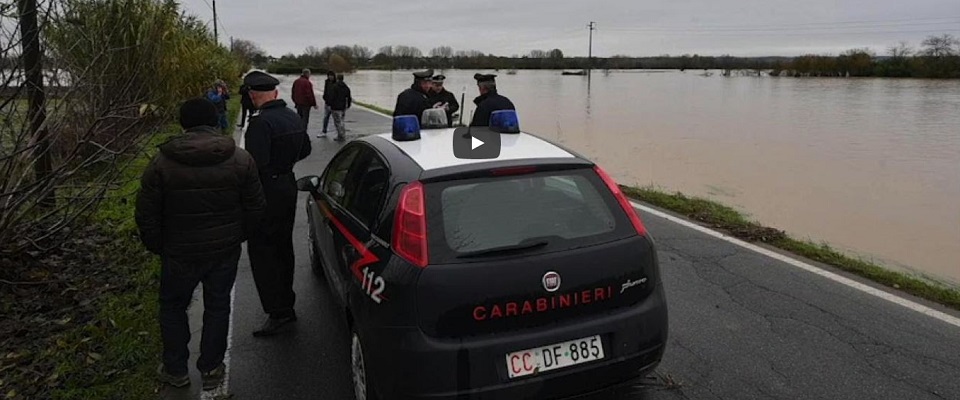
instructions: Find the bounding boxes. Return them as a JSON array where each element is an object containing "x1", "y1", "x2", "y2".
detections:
[
  {"x1": 427, "y1": 89, "x2": 460, "y2": 126},
  {"x1": 328, "y1": 82, "x2": 352, "y2": 111},
  {"x1": 244, "y1": 99, "x2": 313, "y2": 179},
  {"x1": 322, "y1": 79, "x2": 336, "y2": 106},
  {"x1": 470, "y1": 90, "x2": 516, "y2": 127},
  {"x1": 393, "y1": 84, "x2": 430, "y2": 120},
  {"x1": 135, "y1": 126, "x2": 266, "y2": 260},
  {"x1": 240, "y1": 85, "x2": 254, "y2": 108}
]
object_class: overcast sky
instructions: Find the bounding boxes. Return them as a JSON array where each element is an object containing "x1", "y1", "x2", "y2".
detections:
[{"x1": 182, "y1": 0, "x2": 960, "y2": 58}]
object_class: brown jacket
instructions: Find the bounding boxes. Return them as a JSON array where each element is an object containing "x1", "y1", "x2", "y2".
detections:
[{"x1": 135, "y1": 126, "x2": 266, "y2": 260}]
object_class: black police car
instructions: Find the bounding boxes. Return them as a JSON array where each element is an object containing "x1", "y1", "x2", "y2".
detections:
[{"x1": 296, "y1": 110, "x2": 668, "y2": 400}]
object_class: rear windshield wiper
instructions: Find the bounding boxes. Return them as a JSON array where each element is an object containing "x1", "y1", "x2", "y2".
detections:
[{"x1": 457, "y1": 240, "x2": 549, "y2": 259}]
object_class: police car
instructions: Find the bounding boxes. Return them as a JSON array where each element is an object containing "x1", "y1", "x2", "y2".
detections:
[{"x1": 296, "y1": 109, "x2": 668, "y2": 400}]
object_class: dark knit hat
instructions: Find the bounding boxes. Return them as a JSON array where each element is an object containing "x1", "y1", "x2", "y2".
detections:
[{"x1": 179, "y1": 97, "x2": 219, "y2": 129}]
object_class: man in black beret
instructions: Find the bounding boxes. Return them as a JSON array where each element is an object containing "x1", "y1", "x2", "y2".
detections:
[
  {"x1": 242, "y1": 70, "x2": 313, "y2": 337},
  {"x1": 427, "y1": 75, "x2": 460, "y2": 127},
  {"x1": 393, "y1": 69, "x2": 434, "y2": 122},
  {"x1": 136, "y1": 97, "x2": 265, "y2": 390},
  {"x1": 470, "y1": 73, "x2": 516, "y2": 127}
]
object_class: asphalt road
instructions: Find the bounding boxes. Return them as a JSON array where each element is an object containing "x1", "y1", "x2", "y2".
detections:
[{"x1": 166, "y1": 78, "x2": 960, "y2": 400}]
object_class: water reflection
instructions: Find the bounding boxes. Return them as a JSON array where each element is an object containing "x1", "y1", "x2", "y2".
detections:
[{"x1": 335, "y1": 69, "x2": 960, "y2": 286}]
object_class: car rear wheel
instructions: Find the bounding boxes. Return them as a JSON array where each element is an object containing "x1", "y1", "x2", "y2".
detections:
[{"x1": 351, "y1": 327, "x2": 377, "y2": 400}]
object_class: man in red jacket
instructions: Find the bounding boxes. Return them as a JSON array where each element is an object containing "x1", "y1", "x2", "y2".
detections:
[{"x1": 291, "y1": 68, "x2": 318, "y2": 132}]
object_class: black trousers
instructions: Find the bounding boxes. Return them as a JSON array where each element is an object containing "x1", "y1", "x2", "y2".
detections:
[
  {"x1": 248, "y1": 174, "x2": 298, "y2": 318},
  {"x1": 159, "y1": 246, "x2": 241, "y2": 376},
  {"x1": 240, "y1": 105, "x2": 251, "y2": 127},
  {"x1": 296, "y1": 105, "x2": 312, "y2": 130}
]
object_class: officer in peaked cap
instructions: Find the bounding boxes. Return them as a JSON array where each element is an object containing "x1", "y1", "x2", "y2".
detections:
[
  {"x1": 242, "y1": 70, "x2": 312, "y2": 337},
  {"x1": 393, "y1": 69, "x2": 434, "y2": 122},
  {"x1": 427, "y1": 74, "x2": 460, "y2": 127},
  {"x1": 470, "y1": 73, "x2": 516, "y2": 127}
]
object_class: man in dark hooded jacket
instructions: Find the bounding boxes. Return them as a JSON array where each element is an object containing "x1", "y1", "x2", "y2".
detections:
[
  {"x1": 135, "y1": 97, "x2": 266, "y2": 390},
  {"x1": 393, "y1": 69, "x2": 434, "y2": 122}
]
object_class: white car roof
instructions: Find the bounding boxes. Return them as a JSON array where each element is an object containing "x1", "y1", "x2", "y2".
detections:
[{"x1": 376, "y1": 128, "x2": 577, "y2": 171}]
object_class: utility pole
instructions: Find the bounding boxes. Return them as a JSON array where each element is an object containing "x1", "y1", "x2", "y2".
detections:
[
  {"x1": 212, "y1": 0, "x2": 219, "y2": 44},
  {"x1": 587, "y1": 21, "x2": 596, "y2": 72}
]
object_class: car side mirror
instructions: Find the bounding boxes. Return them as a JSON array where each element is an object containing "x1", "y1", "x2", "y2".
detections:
[
  {"x1": 328, "y1": 181, "x2": 345, "y2": 198},
  {"x1": 297, "y1": 175, "x2": 321, "y2": 192}
]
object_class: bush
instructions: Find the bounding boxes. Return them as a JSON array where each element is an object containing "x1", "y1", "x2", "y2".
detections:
[{"x1": 0, "y1": 0, "x2": 243, "y2": 256}]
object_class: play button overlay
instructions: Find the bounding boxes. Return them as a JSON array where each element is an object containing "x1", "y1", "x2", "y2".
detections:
[{"x1": 453, "y1": 127, "x2": 501, "y2": 159}]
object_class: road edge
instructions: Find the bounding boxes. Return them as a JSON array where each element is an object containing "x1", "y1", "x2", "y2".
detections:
[{"x1": 352, "y1": 101, "x2": 960, "y2": 330}]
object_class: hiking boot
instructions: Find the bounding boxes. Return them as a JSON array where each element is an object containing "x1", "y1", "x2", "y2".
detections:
[
  {"x1": 252, "y1": 314, "x2": 297, "y2": 337},
  {"x1": 334, "y1": 136, "x2": 346, "y2": 142},
  {"x1": 201, "y1": 363, "x2": 226, "y2": 391},
  {"x1": 317, "y1": 132, "x2": 327, "y2": 138},
  {"x1": 157, "y1": 363, "x2": 190, "y2": 388}
]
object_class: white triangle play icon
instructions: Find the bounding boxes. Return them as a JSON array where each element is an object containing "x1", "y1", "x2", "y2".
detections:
[{"x1": 471, "y1": 135, "x2": 484, "y2": 150}]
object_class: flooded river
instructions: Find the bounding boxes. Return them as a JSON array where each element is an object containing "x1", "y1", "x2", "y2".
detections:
[{"x1": 308, "y1": 69, "x2": 960, "y2": 286}]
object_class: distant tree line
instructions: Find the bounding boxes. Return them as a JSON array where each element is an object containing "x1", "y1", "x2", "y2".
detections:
[
  {"x1": 772, "y1": 35, "x2": 960, "y2": 78},
  {"x1": 254, "y1": 34, "x2": 960, "y2": 79}
]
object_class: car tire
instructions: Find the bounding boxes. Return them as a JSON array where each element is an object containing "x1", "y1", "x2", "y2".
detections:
[{"x1": 351, "y1": 326, "x2": 379, "y2": 400}]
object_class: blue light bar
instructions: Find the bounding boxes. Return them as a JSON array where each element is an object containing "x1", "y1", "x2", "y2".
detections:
[
  {"x1": 489, "y1": 110, "x2": 520, "y2": 133},
  {"x1": 392, "y1": 115, "x2": 421, "y2": 141}
]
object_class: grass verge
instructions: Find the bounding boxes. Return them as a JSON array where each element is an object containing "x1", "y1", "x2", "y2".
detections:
[
  {"x1": 621, "y1": 185, "x2": 960, "y2": 311},
  {"x1": 352, "y1": 100, "x2": 393, "y2": 116},
  {"x1": 0, "y1": 98, "x2": 241, "y2": 400}
]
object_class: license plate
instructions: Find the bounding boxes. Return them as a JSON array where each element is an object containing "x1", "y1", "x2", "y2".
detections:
[{"x1": 505, "y1": 335, "x2": 605, "y2": 379}]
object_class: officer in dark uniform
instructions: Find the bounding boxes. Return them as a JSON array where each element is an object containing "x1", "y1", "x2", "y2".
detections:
[
  {"x1": 393, "y1": 69, "x2": 434, "y2": 122},
  {"x1": 242, "y1": 71, "x2": 313, "y2": 337},
  {"x1": 427, "y1": 75, "x2": 460, "y2": 127},
  {"x1": 470, "y1": 73, "x2": 516, "y2": 127}
]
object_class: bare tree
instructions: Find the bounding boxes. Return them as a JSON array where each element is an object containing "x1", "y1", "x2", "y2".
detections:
[
  {"x1": 430, "y1": 46, "x2": 454, "y2": 58},
  {"x1": 231, "y1": 38, "x2": 267, "y2": 66},
  {"x1": 921, "y1": 34, "x2": 958, "y2": 57},
  {"x1": 887, "y1": 41, "x2": 913, "y2": 59},
  {"x1": 0, "y1": 0, "x2": 240, "y2": 255},
  {"x1": 351, "y1": 45, "x2": 372, "y2": 61}
]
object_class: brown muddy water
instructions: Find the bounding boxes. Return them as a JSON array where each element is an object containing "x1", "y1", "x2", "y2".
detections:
[{"x1": 293, "y1": 69, "x2": 960, "y2": 286}]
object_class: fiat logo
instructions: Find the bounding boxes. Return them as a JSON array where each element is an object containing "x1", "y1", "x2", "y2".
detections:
[{"x1": 542, "y1": 271, "x2": 561, "y2": 292}]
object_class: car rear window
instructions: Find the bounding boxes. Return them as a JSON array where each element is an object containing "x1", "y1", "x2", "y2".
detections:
[{"x1": 422, "y1": 168, "x2": 636, "y2": 263}]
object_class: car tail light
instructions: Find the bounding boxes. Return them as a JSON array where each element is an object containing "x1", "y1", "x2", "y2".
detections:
[
  {"x1": 490, "y1": 166, "x2": 538, "y2": 176},
  {"x1": 593, "y1": 165, "x2": 648, "y2": 236},
  {"x1": 392, "y1": 181, "x2": 428, "y2": 268}
]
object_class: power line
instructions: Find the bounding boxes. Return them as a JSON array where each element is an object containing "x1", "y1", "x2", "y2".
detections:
[
  {"x1": 604, "y1": 21, "x2": 960, "y2": 33},
  {"x1": 603, "y1": 16, "x2": 960, "y2": 31},
  {"x1": 604, "y1": 28, "x2": 959, "y2": 37}
]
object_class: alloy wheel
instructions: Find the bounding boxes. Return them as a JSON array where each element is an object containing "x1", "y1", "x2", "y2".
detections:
[{"x1": 351, "y1": 333, "x2": 367, "y2": 400}]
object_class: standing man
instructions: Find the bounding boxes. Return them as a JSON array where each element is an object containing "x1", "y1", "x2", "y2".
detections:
[
  {"x1": 135, "y1": 98, "x2": 266, "y2": 390},
  {"x1": 320, "y1": 71, "x2": 337, "y2": 138},
  {"x1": 238, "y1": 78, "x2": 254, "y2": 129},
  {"x1": 427, "y1": 74, "x2": 460, "y2": 127},
  {"x1": 243, "y1": 71, "x2": 313, "y2": 336},
  {"x1": 470, "y1": 73, "x2": 516, "y2": 127},
  {"x1": 291, "y1": 68, "x2": 318, "y2": 132},
  {"x1": 329, "y1": 73, "x2": 352, "y2": 142},
  {"x1": 393, "y1": 69, "x2": 434, "y2": 122},
  {"x1": 205, "y1": 80, "x2": 230, "y2": 130}
]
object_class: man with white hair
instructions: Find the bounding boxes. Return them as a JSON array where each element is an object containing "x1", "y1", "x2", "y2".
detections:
[
  {"x1": 470, "y1": 73, "x2": 515, "y2": 127},
  {"x1": 243, "y1": 71, "x2": 313, "y2": 337},
  {"x1": 291, "y1": 68, "x2": 318, "y2": 132}
]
